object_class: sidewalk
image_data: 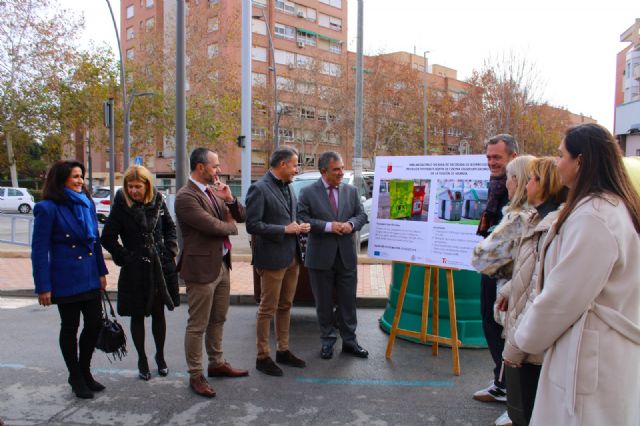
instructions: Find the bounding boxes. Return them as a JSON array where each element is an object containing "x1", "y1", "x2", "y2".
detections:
[{"x1": 0, "y1": 252, "x2": 393, "y2": 306}]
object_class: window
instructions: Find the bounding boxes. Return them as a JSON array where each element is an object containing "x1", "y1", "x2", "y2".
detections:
[
  {"x1": 296, "y1": 81, "x2": 314, "y2": 95},
  {"x1": 145, "y1": 17, "x2": 155, "y2": 30},
  {"x1": 318, "y1": 38, "x2": 341, "y2": 54},
  {"x1": 317, "y1": 110, "x2": 336, "y2": 122},
  {"x1": 274, "y1": 49, "x2": 295, "y2": 65},
  {"x1": 305, "y1": 8, "x2": 316, "y2": 21},
  {"x1": 275, "y1": 0, "x2": 295, "y2": 14},
  {"x1": 294, "y1": 5, "x2": 316, "y2": 21},
  {"x1": 126, "y1": 5, "x2": 134, "y2": 18},
  {"x1": 126, "y1": 48, "x2": 135, "y2": 60},
  {"x1": 636, "y1": 148, "x2": 640, "y2": 156},
  {"x1": 297, "y1": 130, "x2": 314, "y2": 143},
  {"x1": 252, "y1": 72, "x2": 267, "y2": 87},
  {"x1": 8, "y1": 188, "x2": 23, "y2": 196},
  {"x1": 319, "y1": 0, "x2": 342, "y2": 8},
  {"x1": 320, "y1": 61, "x2": 340, "y2": 77},
  {"x1": 252, "y1": 18, "x2": 267, "y2": 35},
  {"x1": 274, "y1": 23, "x2": 296, "y2": 40},
  {"x1": 303, "y1": 155, "x2": 316, "y2": 167},
  {"x1": 276, "y1": 76, "x2": 294, "y2": 91},
  {"x1": 208, "y1": 16, "x2": 219, "y2": 32},
  {"x1": 318, "y1": 13, "x2": 341, "y2": 31},
  {"x1": 281, "y1": 103, "x2": 294, "y2": 116},
  {"x1": 252, "y1": 46, "x2": 267, "y2": 62},
  {"x1": 297, "y1": 30, "x2": 316, "y2": 47},
  {"x1": 126, "y1": 27, "x2": 134, "y2": 40},
  {"x1": 298, "y1": 106, "x2": 315, "y2": 119},
  {"x1": 251, "y1": 150, "x2": 267, "y2": 166},
  {"x1": 146, "y1": 0, "x2": 154, "y2": 7},
  {"x1": 318, "y1": 85, "x2": 337, "y2": 99},
  {"x1": 278, "y1": 128, "x2": 295, "y2": 141},
  {"x1": 253, "y1": 0, "x2": 267, "y2": 6},
  {"x1": 296, "y1": 53, "x2": 313, "y2": 69},
  {"x1": 207, "y1": 43, "x2": 219, "y2": 58},
  {"x1": 321, "y1": 132, "x2": 340, "y2": 145},
  {"x1": 254, "y1": 100, "x2": 268, "y2": 114},
  {"x1": 252, "y1": 128, "x2": 266, "y2": 139}
]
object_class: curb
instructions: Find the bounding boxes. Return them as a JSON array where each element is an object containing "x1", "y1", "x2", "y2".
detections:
[{"x1": 0, "y1": 289, "x2": 388, "y2": 308}]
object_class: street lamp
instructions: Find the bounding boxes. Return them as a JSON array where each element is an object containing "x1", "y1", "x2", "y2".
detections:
[
  {"x1": 253, "y1": 10, "x2": 280, "y2": 148},
  {"x1": 125, "y1": 90, "x2": 155, "y2": 163},
  {"x1": 423, "y1": 50, "x2": 430, "y2": 156}
]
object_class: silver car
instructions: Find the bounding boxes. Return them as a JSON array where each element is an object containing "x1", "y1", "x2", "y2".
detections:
[{"x1": 0, "y1": 187, "x2": 35, "y2": 214}]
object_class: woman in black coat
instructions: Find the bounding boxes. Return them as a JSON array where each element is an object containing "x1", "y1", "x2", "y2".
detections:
[{"x1": 101, "y1": 166, "x2": 179, "y2": 380}]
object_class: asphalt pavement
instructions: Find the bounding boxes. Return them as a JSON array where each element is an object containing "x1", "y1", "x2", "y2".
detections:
[{"x1": 0, "y1": 299, "x2": 503, "y2": 425}]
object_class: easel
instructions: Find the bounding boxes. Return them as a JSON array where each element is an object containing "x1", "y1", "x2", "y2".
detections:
[{"x1": 385, "y1": 263, "x2": 461, "y2": 375}]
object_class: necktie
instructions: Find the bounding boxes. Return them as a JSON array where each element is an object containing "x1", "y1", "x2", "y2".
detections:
[
  {"x1": 329, "y1": 186, "x2": 338, "y2": 216},
  {"x1": 206, "y1": 188, "x2": 232, "y2": 252}
]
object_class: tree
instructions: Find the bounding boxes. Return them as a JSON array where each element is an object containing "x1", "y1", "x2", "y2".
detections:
[{"x1": 0, "y1": 0, "x2": 81, "y2": 185}]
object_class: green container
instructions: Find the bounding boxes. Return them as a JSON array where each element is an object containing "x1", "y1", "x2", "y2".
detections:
[{"x1": 379, "y1": 262, "x2": 487, "y2": 348}]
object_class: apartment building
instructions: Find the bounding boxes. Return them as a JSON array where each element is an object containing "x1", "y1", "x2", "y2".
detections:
[{"x1": 614, "y1": 18, "x2": 640, "y2": 156}]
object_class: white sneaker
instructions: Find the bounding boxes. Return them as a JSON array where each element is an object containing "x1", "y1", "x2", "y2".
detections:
[
  {"x1": 494, "y1": 410, "x2": 512, "y2": 426},
  {"x1": 473, "y1": 380, "x2": 507, "y2": 402}
]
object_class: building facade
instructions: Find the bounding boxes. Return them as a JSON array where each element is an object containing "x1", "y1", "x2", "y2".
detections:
[{"x1": 614, "y1": 18, "x2": 640, "y2": 156}]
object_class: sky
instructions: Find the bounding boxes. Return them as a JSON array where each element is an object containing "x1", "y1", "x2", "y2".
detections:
[{"x1": 63, "y1": 0, "x2": 638, "y2": 132}]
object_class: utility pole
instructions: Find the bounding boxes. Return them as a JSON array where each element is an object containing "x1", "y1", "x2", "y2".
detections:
[
  {"x1": 175, "y1": 0, "x2": 187, "y2": 192},
  {"x1": 254, "y1": 10, "x2": 280, "y2": 149},
  {"x1": 240, "y1": 0, "x2": 252, "y2": 202},
  {"x1": 353, "y1": 0, "x2": 364, "y2": 177},
  {"x1": 6, "y1": 132, "x2": 18, "y2": 187},
  {"x1": 105, "y1": 0, "x2": 128, "y2": 169},
  {"x1": 104, "y1": 99, "x2": 115, "y2": 204},
  {"x1": 87, "y1": 135, "x2": 93, "y2": 194}
]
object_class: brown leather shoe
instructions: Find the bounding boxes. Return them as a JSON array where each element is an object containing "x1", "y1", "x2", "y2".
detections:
[
  {"x1": 207, "y1": 362, "x2": 249, "y2": 378},
  {"x1": 189, "y1": 375, "x2": 216, "y2": 398}
]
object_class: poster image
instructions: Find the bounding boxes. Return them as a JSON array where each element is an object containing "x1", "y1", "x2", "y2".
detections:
[
  {"x1": 368, "y1": 155, "x2": 489, "y2": 270},
  {"x1": 377, "y1": 179, "x2": 430, "y2": 222},
  {"x1": 434, "y1": 179, "x2": 488, "y2": 225}
]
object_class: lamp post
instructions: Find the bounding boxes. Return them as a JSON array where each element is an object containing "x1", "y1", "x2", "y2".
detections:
[
  {"x1": 125, "y1": 90, "x2": 155, "y2": 163},
  {"x1": 423, "y1": 50, "x2": 430, "y2": 156},
  {"x1": 104, "y1": 0, "x2": 128, "y2": 168},
  {"x1": 253, "y1": 10, "x2": 280, "y2": 148}
]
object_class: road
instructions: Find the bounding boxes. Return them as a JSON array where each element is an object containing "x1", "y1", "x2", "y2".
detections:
[{"x1": 0, "y1": 299, "x2": 503, "y2": 425}]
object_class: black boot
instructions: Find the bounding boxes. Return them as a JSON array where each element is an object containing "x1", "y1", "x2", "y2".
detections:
[
  {"x1": 82, "y1": 369, "x2": 105, "y2": 392},
  {"x1": 138, "y1": 357, "x2": 151, "y2": 381},
  {"x1": 155, "y1": 353, "x2": 168, "y2": 377},
  {"x1": 68, "y1": 375, "x2": 94, "y2": 399}
]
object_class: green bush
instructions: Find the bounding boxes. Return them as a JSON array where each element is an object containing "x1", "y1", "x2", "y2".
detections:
[{"x1": 29, "y1": 189, "x2": 43, "y2": 202}]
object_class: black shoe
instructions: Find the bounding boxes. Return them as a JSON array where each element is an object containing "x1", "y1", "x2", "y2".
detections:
[
  {"x1": 256, "y1": 357, "x2": 283, "y2": 377},
  {"x1": 138, "y1": 357, "x2": 151, "y2": 381},
  {"x1": 276, "y1": 350, "x2": 306, "y2": 368},
  {"x1": 68, "y1": 376, "x2": 94, "y2": 399},
  {"x1": 155, "y1": 354, "x2": 168, "y2": 377},
  {"x1": 83, "y1": 372, "x2": 106, "y2": 392},
  {"x1": 342, "y1": 343, "x2": 369, "y2": 358},
  {"x1": 320, "y1": 344, "x2": 334, "y2": 360}
]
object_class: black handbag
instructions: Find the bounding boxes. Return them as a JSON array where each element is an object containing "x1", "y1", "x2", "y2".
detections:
[{"x1": 96, "y1": 292, "x2": 127, "y2": 361}]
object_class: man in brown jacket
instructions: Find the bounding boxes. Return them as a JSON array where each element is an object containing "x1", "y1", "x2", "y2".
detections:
[{"x1": 175, "y1": 148, "x2": 248, "y2": 398}]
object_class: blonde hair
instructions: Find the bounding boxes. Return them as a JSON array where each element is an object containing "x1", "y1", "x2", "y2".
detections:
[
  {"x1": 505, "y1": 155, "x2": 535, "y2": 212},
  {"x1": 122, "y1": 165, "x2": 154, "y2": 206},
  {"x1": 528, "y1": 157, "x2": 566, "y2": 205}
]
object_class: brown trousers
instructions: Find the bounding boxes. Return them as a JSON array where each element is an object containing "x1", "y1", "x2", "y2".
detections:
[
  {"x1": 184, "y1": 263, "x2": 230, "y2": 378},
  {"x1": 256, "y1": 257, "x2": 299, "y2": 359}
]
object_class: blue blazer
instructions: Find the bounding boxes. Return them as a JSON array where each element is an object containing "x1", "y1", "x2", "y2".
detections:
[{"x1": 32, "y1": 199, "x2": 108, "y2": 297}]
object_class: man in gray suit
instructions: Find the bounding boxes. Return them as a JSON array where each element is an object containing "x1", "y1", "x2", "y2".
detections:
[
  {"x1": 246, "y1": 146, "x2": 310, "y2": 376},
  {"x1": 297, "y1": 151, "x2": 368, "y2": 360}
]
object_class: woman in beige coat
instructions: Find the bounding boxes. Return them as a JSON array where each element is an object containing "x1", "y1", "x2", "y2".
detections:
[{"x1": 514, "y1": 123, "x2": 640, "y2": 426}]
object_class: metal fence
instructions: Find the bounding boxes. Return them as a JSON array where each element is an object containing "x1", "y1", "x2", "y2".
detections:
[{"x1": 0, "y1": 213, "x2": 34, "y2": 246}]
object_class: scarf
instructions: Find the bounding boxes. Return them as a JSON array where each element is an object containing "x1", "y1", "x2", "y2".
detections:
[
  {"x1": 63, "y1": 188, "x2": 97, "y2": 243},
  {"x1": 476, "y1": 174, "x2": 508, "y2": 237}
]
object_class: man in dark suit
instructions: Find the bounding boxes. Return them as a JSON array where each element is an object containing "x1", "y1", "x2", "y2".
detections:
[
  {"x1": 246, "y1": 146, "x2": 310, "y2": 377},
  {"x1": 297, "y1": 151, "x2": 368, "y2": 360},
  {"x1": 175, "y1": 148, "x2": 248, "y2": 398}
]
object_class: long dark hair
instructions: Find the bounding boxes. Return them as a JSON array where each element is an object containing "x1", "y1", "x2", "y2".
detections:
[
  {"x1": 555, "y1": 123, "x2": 640, "y2": 233},
  {"x1": 42, "y1": 160, "x2": 91, "y2": 203}
]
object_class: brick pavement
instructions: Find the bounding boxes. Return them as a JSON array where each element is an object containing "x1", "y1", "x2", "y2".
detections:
[{"x1": 0, "y1": 255, "x2": 392, "y2": 299}]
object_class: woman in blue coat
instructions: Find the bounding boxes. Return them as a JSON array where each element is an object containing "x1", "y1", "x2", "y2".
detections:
[{"x1": 32, "y1": 160, "x2": 109, "y2": 399}]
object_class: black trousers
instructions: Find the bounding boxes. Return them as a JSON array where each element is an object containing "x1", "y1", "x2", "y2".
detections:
[
  {"x1": 57, "y1": 297, "x2": 102, "y2": 378},
  {"x1": 480, "y1": 274, "x2": 505, "y2": 388},
  {"x1": 505, "y1": 363, "x2": 542, "y2": 426}
]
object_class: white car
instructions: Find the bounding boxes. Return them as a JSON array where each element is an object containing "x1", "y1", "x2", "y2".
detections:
[
  {"x1": 291, "y1": 170, "x2": 374, "y2": 243},
  {"x1": 92, "y1": 186, "x2": 122, "y2": 223},
  {"x1": 0, "y1": 187, "x2": 35, "y2": 214}
]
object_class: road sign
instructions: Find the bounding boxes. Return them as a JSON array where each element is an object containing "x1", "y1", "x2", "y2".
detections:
[{"x1": 133, "y1": 156, "x2": 143, "y2": 166}]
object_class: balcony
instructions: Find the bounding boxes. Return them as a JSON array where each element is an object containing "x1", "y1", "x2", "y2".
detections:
[{"x1": 615, "y1": 100, "x2": 640, "y2": 136}]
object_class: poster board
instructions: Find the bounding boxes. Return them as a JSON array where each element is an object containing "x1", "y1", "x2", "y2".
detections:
[{"x1": 367, "y1": 155, "x2": 490, "y2": 270}]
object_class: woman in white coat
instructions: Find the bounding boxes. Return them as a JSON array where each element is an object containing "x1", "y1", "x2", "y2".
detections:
[{"x1": 514, "y1": 123, "x2": 640, "y2": 425}]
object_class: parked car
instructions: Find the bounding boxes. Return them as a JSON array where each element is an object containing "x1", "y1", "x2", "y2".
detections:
[
  {"x1": 92, "y1": 186, "x2": 122, "y2": 223},
  {"x1": 252, "y1": 170, "x2": 374, "y2": 304},
  {"x1": 0, "y1": 187, "x2": 35, "y2": 214}
]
